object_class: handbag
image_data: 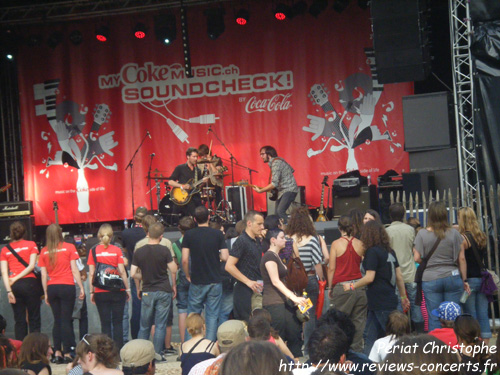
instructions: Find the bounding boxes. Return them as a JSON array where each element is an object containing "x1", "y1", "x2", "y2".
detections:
[
  {"x1": 6, "y1": 244, "x2": 44, "y2": 298},
  {"x1": 91, "y1": 245, "x2": 125, "y2": 292},
  {"x1": 286, "y1": 255, "x2": 308, "y2": 295},
  {"x1": 414, "y1": 237, "x2": 441, "y2": 306},
  {"x1": 467, "y1": 232, "x2": 500, "y2": 298}
]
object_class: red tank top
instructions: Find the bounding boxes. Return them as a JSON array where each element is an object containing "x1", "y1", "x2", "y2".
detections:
[{"x1": 332, "y1": 237, "x2": 362, "y2": 284}]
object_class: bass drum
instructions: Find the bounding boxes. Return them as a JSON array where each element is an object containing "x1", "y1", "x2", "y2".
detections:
[{"x1": 159, "y1": 194, "x2": 178, "y2": 226}]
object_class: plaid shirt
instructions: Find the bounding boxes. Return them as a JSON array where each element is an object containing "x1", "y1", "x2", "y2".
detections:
[{"x1": 269, "y1": 157, "x2": 298, "y2": 198}]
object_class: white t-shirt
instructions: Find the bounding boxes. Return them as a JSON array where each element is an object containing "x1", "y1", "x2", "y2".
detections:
[{"x1": 369, "y1": 334, "x2": 397, "y2": 363}]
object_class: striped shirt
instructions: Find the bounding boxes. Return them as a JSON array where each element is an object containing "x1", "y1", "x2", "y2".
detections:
[{"x1": 297, "y1": 236, "x2": 323, "y2": 272}]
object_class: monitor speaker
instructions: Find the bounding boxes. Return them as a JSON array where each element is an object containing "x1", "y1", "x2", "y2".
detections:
[
  {"x1": 266, "y1": 186, "x2": 305, "y2": 215},
  {"x1": 226, "y1": 186, "x2": 249, "y2": 221},
  {"x1": 333, "y1": 186, "x2": 371, "y2": 218},
  {"x1": 0, "y1": 216, "x2": 35, "y2": 243}
]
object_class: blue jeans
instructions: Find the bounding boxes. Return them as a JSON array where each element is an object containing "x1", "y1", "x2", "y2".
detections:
[
  {"x1": 463, "y1": 277, "x2": 492, "y2": 339},
  {"x1": 130, "y1": 277, "x2": 142, "y2": 339},
  {"x1": 122, "y1": 299, "x2": 130, "y2": 344},
  {"x1": 187, "y1": 283, "x2": 222, "y2": 341},
  {"x1": 276, "y1": 192, "x2": 297, "y2": 224},
  {"x1": 422, "y1": 274, "x2": 463, "y2": 331},
  {"x1": 218, "y1": 289, "x2": 233, "y2": 326},
  {"x1": 303, "y1": 276, "x2": 319, "y2": 355},
  {"x1": 138, "y1": 291, "x2": 172, "y2": 354},
  {"x1": 363, "y1": 310, "x2": 391, "y2": 356},
  {"x1": 176, "y1": 276, "x2": 190, "y2": 314},
  {"x1": 397, "y1": 282, "x2": 424, "y2": 324}
]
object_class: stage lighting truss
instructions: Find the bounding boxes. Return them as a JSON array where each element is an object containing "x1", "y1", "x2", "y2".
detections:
[
  {"x1": 95, "y1": 25, "x2": 109, "y2": 42},
  {"x1": 134, "y1": 22, "x2": 147, "y2": 39},
  {"x1": 154, "y1": 14, "x2": 177, "y2": 45},
  {"x1": 235, "y1": 8, "x2": 249, "y2": 25},
  {"x1": 204, "y1": 7, "x2": 225, "y2": 40}
]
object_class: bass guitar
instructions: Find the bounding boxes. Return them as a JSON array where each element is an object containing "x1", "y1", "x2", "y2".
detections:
[
  {"x1": 171, "y1": 167, "x2": 227, "y2": 205},
  {"x1": 237, "y1": 180, "x2": 278, "y2": 201},
  {"x1": 316, "y1": 176, "x2": 328, "y2": 222}
]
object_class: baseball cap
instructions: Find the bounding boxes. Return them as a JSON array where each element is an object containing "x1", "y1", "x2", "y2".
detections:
[
  {"x1": 431, "y1": 301, "x2": 462, "y2": 321},
  {"x1": 120, "y1": 339, "x2": 162, "y2": 367},
  {"x1": 217, "y1": 320, "x2": 247, "y2": 352}
]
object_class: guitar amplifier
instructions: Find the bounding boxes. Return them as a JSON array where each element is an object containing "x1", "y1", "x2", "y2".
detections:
[
  {"x1": 333, "y1": 177, "x2": 361, "y2": 198},
  {"x1": 0, "y1": 201, "x2": 34, "y2": 217},
  {"x1": 267, "y1": 186, "x2": 305, "y2": 215},
  {"x1": 226, "y1": 186, "x2": 249, "y2": 221}
]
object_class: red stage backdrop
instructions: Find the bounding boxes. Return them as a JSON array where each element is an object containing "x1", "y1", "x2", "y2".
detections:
[{"x1": 17, "y1": 2, "x2": 412, "y2": 225}]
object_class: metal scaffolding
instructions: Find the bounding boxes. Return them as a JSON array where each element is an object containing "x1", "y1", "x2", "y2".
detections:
[{"x1": 449, "y1": 0, "x2": 481, "y2": 208}]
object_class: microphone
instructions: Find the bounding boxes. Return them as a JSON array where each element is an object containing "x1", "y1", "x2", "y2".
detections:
[
  {"x1": 147, "y1": 131, "x2": 151, "y2": 139},
  {"x1": 150, "y1": 153, "x2": 155, "y2": 157}
]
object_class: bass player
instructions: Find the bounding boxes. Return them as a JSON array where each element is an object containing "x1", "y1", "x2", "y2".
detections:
[
  {"x1": 168, "y1": 147, "x2": 208, "y2": 218},
  {"x1": 252, "y1": 145, "x2": 299, "y2": 224}
]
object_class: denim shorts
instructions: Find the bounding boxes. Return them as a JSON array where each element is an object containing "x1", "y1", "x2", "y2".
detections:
[{"x1": 176, "y1": 277, "x2": 190, "y2": 313}]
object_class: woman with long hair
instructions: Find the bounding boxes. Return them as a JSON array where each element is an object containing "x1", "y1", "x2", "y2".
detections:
[
  {"x1": 39, "y1": 224, "x2": 84, "y2": 364},
  {"x1": 285, "y1": 206, "x2": 327, "y2": 353},
  {"x1": 260, "y1": 228, "x2": 307, "y2": 358},
  {"x1": 342, "y1": 220, "x2": 408, "y2": 355},
  {"x1": 348, "y1": 208, "x2": 364, "y2": 239},
  {"x1": 18, "y1": 333, "x2": 53, "y2": 375},
  {"x1": 414, "y1": 201, "x2": 468, "y2": 332},
  {"x1": 76, "y1": 334, "x2": 122, "y2": 375},
  {"x1": 328, "y1": 215, "x2": 367, "y2": 352},
  {"x1": 0, "y1": 221, "x2": 42, "y2": 340},
  {"x1": 87, "y1": 224, "x2": 130, "y2": 349},
  {"x1": 458, "y1": 207, "x2": 491, "y2": 343},
  {"x1": 363, "y1": 209, "x2": 382, "y2": 225}
]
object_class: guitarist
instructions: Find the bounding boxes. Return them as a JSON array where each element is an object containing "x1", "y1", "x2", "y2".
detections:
[
  {"x1": 253, "y1": 146, "x2": 298, "y2": 224},
  {"x1": 168, "y1": 147, "x2": 207, "y2": 218}
]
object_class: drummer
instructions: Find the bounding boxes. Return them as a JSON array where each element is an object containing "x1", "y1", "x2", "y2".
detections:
[{"x1": 198, "y1": 144, "x2": 224, "y2": 205}]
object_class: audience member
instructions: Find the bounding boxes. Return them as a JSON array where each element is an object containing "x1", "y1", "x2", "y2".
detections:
[
  {"x1": 18, "y1": 333, "x2": 53, "y2": 375},
  {"x1": 363, "y1": 209, "x2": 382, "y2": 225},
  {"x1": 247, "y1": 316, "x2": 295, "y2": 361},
  {"x1": 39, "y1": 224, "x2": 84, "y2": 364},
  {"x1": 182, "y1": 206, "x2": 228, "y2": 341},
  {"x1": 343, "y1": 220, "x2": 408, "y2": 355},
  {"x1": 369, "y1": 310, "x2": 410, "y2": 363},
  {"x1": 0, "y1": 315, "x2": 22, "y2": 356},
  {"x1": 131, "y1": 222, "x2": 177, "y2": 357},
  {"x1": 88, "y1": 224, "x2": 130, "y2": 349},
  {"x1": 180, "y1": 314, "x2": 219, "y2": 375},
  {"x1": 414, "y1": 201, "x2": 468, "y2": 331},
  {"x1": 428, "y1": 301, "x2": 461, "y2": 347},
  {"x1": 250, "y1": 309, "x2": 295, "y2": 360},
  {"x1": 0, "y1": 338, "x2": 14, "y2": 369},
  {"x1": 458, "y1": 207, "x2": 491, "y2": 343},
  {"x1": 225, "y1": 211, "x2": 265, "y2": 321},
  {"x1": 454, "y1": 314, "x2": 489, "y2": 375},
  {"x1": 348, "y1": 209, "x2": 364, "y2": 239},
  {"x1": 76, "y1": 334, "x2": 122, "y2": 375},
  {"x1": 0, "y1": 221, "x2": 42, "y2": 341},
  {"x1": 121, "y1": 339, "x2": 161, "y2": 375},
  {"x1": 188, "y1": 319, "x2": 247, "y2": 375},
  {"x1": 328, "y1": 215, "x2": 367, "y2": 352}
]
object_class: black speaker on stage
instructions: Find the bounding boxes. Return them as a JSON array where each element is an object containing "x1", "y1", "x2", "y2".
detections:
[
  {"x1": 371, "y1": 0, "x2": 430, "y2": 83},
  {"x1": 333, "y1": 186, "x2": 372, "y2": 218},
  {"x1": 0, "y1": 216, "x2": 35, "y2": 243},
  {"x1": 267, "y1": 186, "x2": 305, "y2": 215},
  {"x1": 402, "y1": 172, "x2": 436, "y2": 195},
  {"x1": 226, "y1": 186, "x2": 249, "y2": 221}
]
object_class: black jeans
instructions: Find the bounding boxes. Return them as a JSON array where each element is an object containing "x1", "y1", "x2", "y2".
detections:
[
  {"x1": 47, "y1": 284, "x2": 76, "y2": 353},
  {"x1": 232, "y1": 281, "x2": 253, "y2": 321},
  {"x1": 11, "y1": 277, "x2": 42, "y2": 340},
  {"x1": 94, "y1": 291, "x2": 126, "y2": 349},
  {"x1": 264, "y1": 302, "x2": 303, "y2": 357}
]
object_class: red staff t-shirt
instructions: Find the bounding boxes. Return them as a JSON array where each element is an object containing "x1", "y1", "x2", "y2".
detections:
[
  {"x1": 38, "y1": 242, "x2": 80, "y2": 285},
  {"x1": 0, "y1": 240, "x2": 39, "y2": 279},
  {"x1": 87, "y1": 244, "x2": 125, "y2": 293}
]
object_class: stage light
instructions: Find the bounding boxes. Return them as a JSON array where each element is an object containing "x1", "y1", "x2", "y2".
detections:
[
  {"x1": 6, "y1": 54, "x2": 13, "y2": 60},
  {"x1": 309, "y1": 0, "x2": 328, "y2": 17},
  {"x1": 204, "y1": 8, "x2": 225, "y2": 40},
  {"x1": 47, "y1": 31, "x2": 63, "y2": 48},
  {"x1": 274, "y1": 3, "x2": 291, "y2": 20},
  {"x1": 155, "y1": 14, "x2": 177, "y2": 45},
  {"x1": 333, "y1": 0, "x2": 350, "y2": 13},
  {"x1": 95, "y1": 26, "x2": 109, "y2": 42},
  {"x1": 235, "y1": 9, "x2": 249, "y2": 25},
  {"x1": 134, "y1": 22, "x2": 147, "y2": 39},
  {"x1": 69, "y1": 30, "x2": 83, "y2": 45}
]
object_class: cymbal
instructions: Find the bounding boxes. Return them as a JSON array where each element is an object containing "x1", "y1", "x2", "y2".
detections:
[{"x1": 197, "y1": 159, "x2": 217, "y2": 164}]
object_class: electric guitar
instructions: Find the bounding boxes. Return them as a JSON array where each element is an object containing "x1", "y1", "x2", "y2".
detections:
[
  {"x1": 171, "y1": 167, "x2": 226, "y2": 205},
  {"x1": 236, "y1": 180, "x2": 278, "y2": 201},
  {"x1": 0, "y1": 183, "x2": 12, "y2": 193},
  {"x1": 316, "y1": 176, "x2": 328, "y2": 222}
]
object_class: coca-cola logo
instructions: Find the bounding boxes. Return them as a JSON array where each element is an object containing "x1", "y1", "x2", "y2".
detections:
[{"x1": 245, "y1": 93, "x2": 292, "y2": 113}]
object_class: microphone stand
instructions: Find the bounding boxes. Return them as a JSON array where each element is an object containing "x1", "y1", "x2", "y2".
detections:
[
  {"x1": 125, "y1": 131, "x2": 149, "y2": 217},
  {"x1": 147, "y1": 154, "x2": 155, "y2": 210},
  {"x1": 207, "y1": 125, "x2": 259, "y2": 210}
]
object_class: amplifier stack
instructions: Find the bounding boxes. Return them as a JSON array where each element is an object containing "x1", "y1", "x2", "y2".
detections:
[{"x1": 0, "y1": 201, "x2": 35, "y2": 243}]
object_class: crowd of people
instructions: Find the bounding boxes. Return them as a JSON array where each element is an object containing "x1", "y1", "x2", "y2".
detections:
[{"x1": 0, "y1": 199, "x2": 498, "y2": 375}]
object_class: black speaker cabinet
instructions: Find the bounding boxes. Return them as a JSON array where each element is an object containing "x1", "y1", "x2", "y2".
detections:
[
  {"x1": 0, "y1": 216, "x2": 35, "y2": 243},
  {"x1": 402, "y1": 172, "x2": 436, "y2": 196},
  {"x1": 266, "y1": 186, "x2": 305, "y2": 216},
  {"x1": 333, "y1": 186, "x2": 371, "y2": 218},
  {"x1": 225, "y1": 186, "x2": 249, "y2": 221}
]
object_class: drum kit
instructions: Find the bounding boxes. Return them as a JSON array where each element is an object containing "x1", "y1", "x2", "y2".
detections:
[{"x1": 147, "y1": 162, "x2": 235, "y2": 226}]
